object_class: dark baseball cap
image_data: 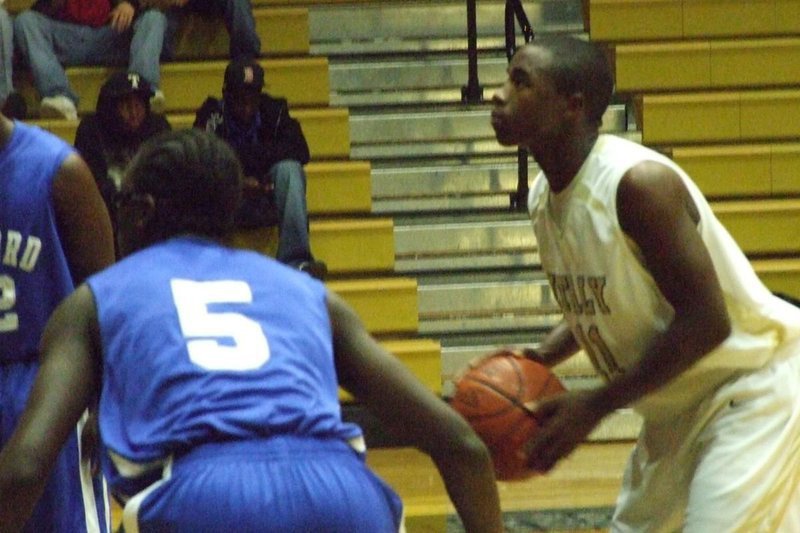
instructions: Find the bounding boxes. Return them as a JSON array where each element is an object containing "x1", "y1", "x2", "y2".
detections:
[
  {"x1": 102, "y1": 71, "x2": 154, "y2": 100},
  {"x1": 223, "y1": 59, "x2": 265, "y2": 93}
]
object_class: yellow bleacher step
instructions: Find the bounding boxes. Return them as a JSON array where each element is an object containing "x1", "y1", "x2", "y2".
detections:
[
  {"x1": 642, "y1": 89, "x2": 800, "y2": 145},
  {"x1": 310, "y1": 218, "x2": 395, "y2": 274},
  {"x1": 712, "y1": 198, "x2": 800, "y2": 255},
  {"x1": 30, "y1": 106, "x2": 350, "y2": 159},
  {"x1": 340, "y1": 338, "x2": 442, "y2": 401},
  {"x1": 672, "y1": 143, "x2": 800, "y2": 198},
  {"x1": 229, "y1": 217, "x2": 395, "y2": 275},
  {"x1": 590, "y1": 0, "x2": 800, "y2": 42},
  {"x1": 172, "y1": 7, "x2": 309, "y2": 59},
  {"x1": 306, "y1": 161, "x2": 372, "y2": 215},
  {"x1": 616, "y1": 38, "x2": 800, "y2": 93},
  {"x1": 18, "y1": 57, "x2": 329, "y2": 115},
  {"x1": 327, "y1": 278, "x2": 419, "y2": 335},
  {"x1": 590, "y1": 0, "x2": 683, "y2": 42},
  {"x1": 753, "y1": 258, "x2": 800, "y2": 298}
]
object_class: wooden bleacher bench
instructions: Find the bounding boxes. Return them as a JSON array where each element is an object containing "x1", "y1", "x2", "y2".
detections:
[
  {"x1": 671, "y1": 143, "x2": 800, "y2": 199},
  {"x1": 753, "y1": 258, "x2": 800, "y2": 296},
  {"x1": 642, "y1": 89, "x2": 800, "y2": 145},
  {"x1": 14, "y1": 56, "x2": 330, "y2": 115},
  {"x1": 615, "y1": 37, "x2": 800, "y2": 93},
  {"x1": 713, "y1": 198, "x2": 800, "y2": 256},
  {"x1": 327, "y1": 277, "x2": 420, "y2": 334},
  {"x1": 590, "y1": 0, "x2": 800, "y2": 42}
]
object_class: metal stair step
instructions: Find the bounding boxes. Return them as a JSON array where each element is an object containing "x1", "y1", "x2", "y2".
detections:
[
  {"x1": 417, "y1": 276, "x2": 560, "y2": 335},
  {"x1": 309, "y1": 0, "x2": 584, "y2": 56},
  {"x1": 395, "y1": 217, "x2": 538, "y2": 273}
]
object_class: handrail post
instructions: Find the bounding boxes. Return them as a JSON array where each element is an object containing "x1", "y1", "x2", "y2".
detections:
[{"x1": 461, "y1": 0, "x2": 483, "y2": 104}]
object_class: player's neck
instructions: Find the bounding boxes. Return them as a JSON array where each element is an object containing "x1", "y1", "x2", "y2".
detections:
[{"x1": 537, "y1": 132, "x2": 598, "y2": 193}]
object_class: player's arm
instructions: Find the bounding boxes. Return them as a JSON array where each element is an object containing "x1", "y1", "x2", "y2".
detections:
[
  {"x1": 526, "y1": 162, "x2": 731, "y2": 472},
  {"x1": 522, "y1": 319, "x2": 579, "y2": 367},
  {"x1": 51, "y1": 153, "x2": 116, "y2": 285},
  {"x1": 591, "y1": 162, "x2": 731, "y2": 413},
  {"x1": 327, "y1": 291, "x2": 503, "y2": 533},
  {"x1": 0, "y1": 286, "x2": 101, "y2": 530}
]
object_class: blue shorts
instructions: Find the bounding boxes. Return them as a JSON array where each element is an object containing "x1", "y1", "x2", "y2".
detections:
[
  {"x1": 0, "y1": 360, "x2": 110, "y2": 533},
  {"x1": 120, "y1": 436, "x2": 404, "y2": 532}
]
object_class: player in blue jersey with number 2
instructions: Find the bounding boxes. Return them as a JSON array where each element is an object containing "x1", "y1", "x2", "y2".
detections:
[
  {"x1": 0, "y1": 108, "x2": 115, "y2": 530},
  {"x1": 0, "y1": 128, "x2": 503, "y2": 533}
]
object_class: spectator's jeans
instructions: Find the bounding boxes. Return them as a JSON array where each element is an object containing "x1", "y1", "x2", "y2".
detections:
[
  {"x1": 13, "y1": 9, "x2": 165, "y2": 104},
  {"x1": 271, "y1": 160, "x2": 313, "y2": 266},
  {"x1": 163, "y1": 0, "x2": 260, "y2": 60},
  {"x1": 0, "y1": 7, "x2": 12, "y2": 102}
]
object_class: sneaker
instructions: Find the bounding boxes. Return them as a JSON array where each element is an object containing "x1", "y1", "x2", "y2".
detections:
[
  {"x1": 40, "y1": 95, "x2": 77, "y2": 120},
  {"x1": 298, "y1": 260, "x2": 327, "y2": 281},
  {"x1": 150, "y1": 90, "x2": 165, "y2": 114},
  {"x1": 1, "y1": 92, "x2": 27, "y2": 120}
]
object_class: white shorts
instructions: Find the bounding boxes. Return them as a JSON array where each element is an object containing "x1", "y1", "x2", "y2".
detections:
[{"x1": 612, "y1": 347, "x2": 800, "y2": 532}]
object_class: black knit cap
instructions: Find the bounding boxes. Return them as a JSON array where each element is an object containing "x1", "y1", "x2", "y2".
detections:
[{"x1": 223, "y1": 58, "x2": 264, "y2": 93}]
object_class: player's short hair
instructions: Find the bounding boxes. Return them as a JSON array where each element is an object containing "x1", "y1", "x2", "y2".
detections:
[
  {"x1": 126, "y1": 129, "x2": 243, "y2": 239},
  {"x1": 533, "y1": 36, "x2": 614, "y2": 128}
]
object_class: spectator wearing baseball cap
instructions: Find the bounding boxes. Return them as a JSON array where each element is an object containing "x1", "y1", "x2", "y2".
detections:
[
  {"x1": 74, "y1": 71, "x2": 171, "y2": 250},
  {"x1": 193, "y1": 58, "x2": 327, "y2": 280}
]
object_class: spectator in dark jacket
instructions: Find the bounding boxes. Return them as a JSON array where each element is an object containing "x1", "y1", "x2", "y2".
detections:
[
  {"x1": 194, "y1": 58, "x2": 326, "y2": 279},
  {"x1": 74, "y1": 71, "x2": 170, "y2": 242}
]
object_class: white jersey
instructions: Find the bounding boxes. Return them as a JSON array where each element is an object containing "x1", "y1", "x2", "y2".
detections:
[{"x1": 529, "y1": 134, "x2": 800, "y2": 420}]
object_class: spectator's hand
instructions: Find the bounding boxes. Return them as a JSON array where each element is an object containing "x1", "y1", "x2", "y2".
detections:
[
  {"x1": 109, "y1": 2, "x2": 135, "y2": 32},
  {"x1": 242, "y1": 176, "x2": 271, "y2": 197}
]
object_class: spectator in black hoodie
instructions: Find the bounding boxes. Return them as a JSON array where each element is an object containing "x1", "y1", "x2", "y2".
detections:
[
  {"x1": 74, "y1": 70, "x2": 170, "y2": 242},
  {"x1": 194, "y1": 58, "x2": 326, "y2": 279}
]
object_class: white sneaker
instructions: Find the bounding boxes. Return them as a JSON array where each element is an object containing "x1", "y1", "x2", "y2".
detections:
[
  {"x1": 39, "y1": 95, "x2": 78, "y2": 120},
  {"x1": 150, "y1": 90, "x2": 165, "y2": 114}
]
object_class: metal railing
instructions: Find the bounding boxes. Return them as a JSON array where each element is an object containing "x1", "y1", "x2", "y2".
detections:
[{"x1": 462, "y1": 0, "x2": 535, "y2": 210}]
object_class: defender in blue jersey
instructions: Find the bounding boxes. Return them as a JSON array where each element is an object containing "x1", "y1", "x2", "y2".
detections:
[
  {"x1": 0, "y1": 129, "x2": 503, "y2": 532},
  {"x1": 0, "y1": 110, "x2": 115, "y2": 530}
]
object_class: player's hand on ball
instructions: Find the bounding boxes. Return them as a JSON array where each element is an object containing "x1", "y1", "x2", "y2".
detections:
[{"x1": 523, "y1": 389, "x2": 607, "y2": 473}]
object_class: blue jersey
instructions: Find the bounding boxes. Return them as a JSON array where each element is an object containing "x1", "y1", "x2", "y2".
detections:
[
  {"x1": 0, "y1": 122, "x2": 74, "y2": 363},
  {"x1": 87, "y1": 237, "x2": 363, "y2": 492}
]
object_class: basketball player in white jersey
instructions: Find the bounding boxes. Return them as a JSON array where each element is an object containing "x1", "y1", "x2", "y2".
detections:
[{"x1": 491, "y1": 36, "x2": 800, "y2": 531}]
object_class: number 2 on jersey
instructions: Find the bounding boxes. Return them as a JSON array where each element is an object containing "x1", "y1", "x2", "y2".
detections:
[
  {"x1": 0, "y1": 275, "x2": 19, "y2": 332},
  {"x1": 171, "y1": 279, "x2": 270, "y2": 371}
]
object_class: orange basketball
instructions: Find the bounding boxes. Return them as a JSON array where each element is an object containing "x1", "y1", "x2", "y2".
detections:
[{"x1": 451, "y1": 350, "x2": 566, "y2": 481}]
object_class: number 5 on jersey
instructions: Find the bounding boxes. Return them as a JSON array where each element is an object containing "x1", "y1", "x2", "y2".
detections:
[{"x1": 171, "y1": 279, "x2": 270, "y2": 371}]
